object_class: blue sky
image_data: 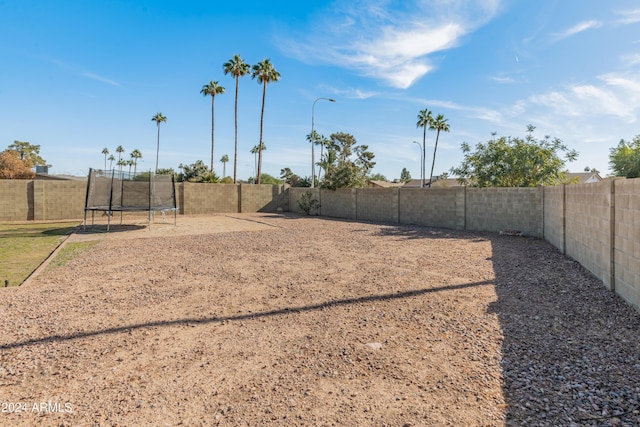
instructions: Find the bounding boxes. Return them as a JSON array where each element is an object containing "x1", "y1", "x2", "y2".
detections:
[{"x1": 1, "y1": 1, "x2": 639, "y2": 180}]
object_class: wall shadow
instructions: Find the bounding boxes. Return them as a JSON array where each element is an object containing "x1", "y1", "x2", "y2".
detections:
[
  {"x1": 374, "y1": 223, "x2": 640, "y2": 425},
  {"x1": 488, "y1": 235, "x2": 640, "y2": 426},
  {"x1": 0, "y1": 279, "x2": 492, "y2": 350}
]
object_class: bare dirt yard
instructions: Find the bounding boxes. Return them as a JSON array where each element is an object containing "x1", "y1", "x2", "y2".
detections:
[{"x1": 1, "y1": 213, "x2": 639, "y2": 426}]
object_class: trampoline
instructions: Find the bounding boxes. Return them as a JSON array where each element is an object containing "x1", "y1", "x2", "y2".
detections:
[{"x1": 83, "y1": 168, "x2": 177, "y2": 231}]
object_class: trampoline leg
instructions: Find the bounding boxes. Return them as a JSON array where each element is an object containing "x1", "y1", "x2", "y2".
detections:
[{"x1": 107, "y1": 211, "x2": 111, "y2": 232}]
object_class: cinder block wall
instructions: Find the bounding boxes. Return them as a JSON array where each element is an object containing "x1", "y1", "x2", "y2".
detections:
[
  {"x1": 398, "y1": 188, "x2": 465, "y2": 229},
  {"x1": 466, "y1": 187, "x2": 542, "y2": 236},
  {"x1": 239, "y1": 184, "x2": 288, "y2": 213},
  {"x1": 0, "y1": 180, "x2": 31, "y2": 221},
  {"x1": 288, "y1": 188, "x2": 317, "y2": 215},
  {"x1": 543, "y1": 185, "x2": 565, "y2": 252},
  {"x1": 356, "y1": 188, "x2": 398, "y2": 223},
  {"x1": 182, "y1": 183, "x2": 238, "y2": 214},
  {"x1": 564, "y1": 180, "x2": 614, "y2": 290},
  {"x1": 43, "y1": 181, "x2": 87, "y2": 220},
  {"x1": 613, "y1": 179, "x2": 640, "y2": 309},
  {"x1": 319, "y1": 189, "x2": 355, "y2": 219}
]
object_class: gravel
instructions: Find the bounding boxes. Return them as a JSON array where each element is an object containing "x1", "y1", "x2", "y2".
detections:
[{"x1": 0, "y1": 213, "x2": 639, "y2": 426}]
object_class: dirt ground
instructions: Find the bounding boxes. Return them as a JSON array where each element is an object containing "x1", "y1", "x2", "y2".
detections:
[{"x1": 1, "y1": 213, "x2": 639, "y2": 426}]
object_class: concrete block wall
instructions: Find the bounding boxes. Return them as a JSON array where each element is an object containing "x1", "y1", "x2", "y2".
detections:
[
  {"x1": 543, "y1": 185, "x2": 565, "y2": 252},
  {"x1": 288, "y1": 188, "x2": 317, "y2": 215},
  {"x1": 239, "y1": 184, "x2": 288, "y2": 213},
  {"x1": 398, "y1": 188, "x2": 465, "y2": 229},
  {"x1": 466, "y1": 187, "x2": 542, "y2": 236},
  {"x1": 564, "y1": 180, "x2": 614, "y2": 290},
  {"x1": 43, "y1": 180, "x2": 87, "y2": 220},
  {"x1": 356, "y1": 188, "x2": 398, "y2": 223},
  {"x1": 319, "y1": 189, "x2": 355, "y2": 219},
  {"x1": 613, "y1": 179, "x2": 640, "y2": 309},
  {"x1": 181, "y1": 183, "x2": 239, "y2": 214},
  {"x1": 0, "y1": 180, "x2": 31, "y2": 221}
]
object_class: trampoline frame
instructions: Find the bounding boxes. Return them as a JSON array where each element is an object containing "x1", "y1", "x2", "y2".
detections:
[{"x1": 83, "y1": 168, "x2": 177, "y2": 231}]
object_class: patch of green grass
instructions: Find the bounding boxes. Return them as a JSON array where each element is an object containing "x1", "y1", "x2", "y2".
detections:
[
  {"x1": 0, "y1": 222, "x2": 79, "y2": 287},
  {"x1": 47, "y1": 241, "x2": 99, "y2": 270}
]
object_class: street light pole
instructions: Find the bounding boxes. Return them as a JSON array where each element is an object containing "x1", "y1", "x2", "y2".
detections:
[
  {"x1": 311, "y1": 97, "x2": 336, "y2": 188},
  {"x1": 413, "y1": 141, "x2": 424, "y2": 188}
]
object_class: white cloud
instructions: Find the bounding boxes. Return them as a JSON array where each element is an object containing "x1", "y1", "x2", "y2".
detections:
[
  {"x1": 490, "y1": 75, "x2": 516, "y2": 84},
  {"x1": 82, "y1": 72, "x2": 121, "y2": 87},
  {"x1": 527, "y1": 72, "x2": 640, "y2": 124},
  {"x1": 621, "y1": 53, "x2": 640, "y2": 66},
  {"x1": 321, "y1": 85, "x2": 379, "y2": 100},
  {"x1": 279, "y1": 0, "x2": 501, "y2": 89},
  {"x1": 553, "y1": 20, "x2": 602, "y2": 40},
  {"x1": 616, "y1": 8, "x2": 640, "y2": 25}
]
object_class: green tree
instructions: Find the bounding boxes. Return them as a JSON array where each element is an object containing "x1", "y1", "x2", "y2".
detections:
[
  {"x1": 101, "y1": 147, "x2": 109, "y2": 170},
  {"x1": 152, "y1": 112, "x2": 167, "y2": 173},
  {"x1": 252, "y1": 58, "x2": 281, "y2": 184},
  {"x1": 117, "y1": 158, "x2": 127, "y2": 172},
  {"x1": 248, "y1": 173, "x2": 281, "y2": 184},
  {"x1": 400, "y1": 167, "x2": 411, "y2": 182},
  {"x1": 220, "y1": 154, "x2": 229, "y2": 178},
  {"x1": 368, "y1": 173, "x2": 387, "y2": 181},
  {"x1": 223, "y1": 54, "x2": 251, "y2": 184},
  {"x1": 116, "y1": 145, "x2": 125, "y2": 163},
  {"x1": 428, "y1": 114, "x2": 450, "y2": 187},
  {"x1": 451, "y1": 125, "x2": 578, "y2": 187},
  {"x1": 416, "y1": 109, "x2": 432, "y2": 188},
  {"x1": 609, "y1": 135, "x2": 640, "y2": 178},
  {"x1": 321, "y1": 132, "x2": 376, "y2": 189},
  {"x1": 307, "y1": 131, "x2": 330, "y2": 181},
  {"x1": 107, "y1": 154, "x2": 115, "y2": 170},
  {"x1": 178, "y1": 160, "x2": 220, "y2": 183},
  {"x1": 584, "y1": 166, "x2": 600, "y2": 174},
  {"x1": 250, "y1": 143, "x2": 267, "y2": 183},
  {"x1": 130, "y1": 149, "x2": 142, "y2": 175},
  {"x1": 201, "y1": 80, "x2": 225, "y2": 172},
  {"x1": 280, "y1": 167, "x2": 308, "y2": 187},
  {"x1": 8, "y1": 141, "x2": 46, "y2": 167}
]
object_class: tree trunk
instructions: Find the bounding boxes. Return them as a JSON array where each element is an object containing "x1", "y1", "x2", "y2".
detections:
[
  {"x1": 429, "y1": 130, "x2": 441, "y2": 188},
  {"x1": 233, "y1": 77, "x2": 239, "y2": 184},
  {"x1": 210, "y1": 94, "x2": 215, "y2": 172},
  {"x1": 257, "y1": 81, "x2": 266, "y2": 184}
]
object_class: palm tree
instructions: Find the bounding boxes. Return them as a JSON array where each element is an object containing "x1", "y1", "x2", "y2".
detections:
[
  {"x1": 108, "y1": 154, "x2": 115, "y2": 170},
  {"x1": 428, "y1": 114, "x2": 450, "y2": 188},
  {"x1": 220, "y1": 154, "x2": 229, "y2": 178},
  {"x1": 126, "y1": 159, "x2": 134, "y2": 174},
  {"x1": 250, "y1": 144, "x2": 267, "y2": 183},
  {"x1": 416, "y1": 108, "x2": 433, "y2": 188},
  {"x1": 201, "y1": 81, "x2": 225, "y2": 172},
  {"x1": 130, "y1": 149, "x2": 142, "y2": 175},
  {"x1": 223, "y1": 54, "x2": 250, "y2": 184},
  {"x1": 101, "y1": 148, "x2": 109, "y2": 170},
  {"x1": 116, "y1": 145, "x2": 125, "y2": 163},
  {"x1": 251, "y1": 58, "x2": 281, "y2": 184},
  {"x1": 117, "y1": 158, "x2": 127, "y2": 173},
  {"x1": 152, "y1": 112, "x2": 167, "y2": 173}
]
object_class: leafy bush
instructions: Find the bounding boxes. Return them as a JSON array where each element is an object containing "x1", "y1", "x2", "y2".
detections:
[{"x1": 298, "y1": 191, "x2": 320, "y2": 215}]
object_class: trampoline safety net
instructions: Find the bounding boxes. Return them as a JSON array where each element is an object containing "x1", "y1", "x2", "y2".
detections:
[{"x1": 83, "y1": 168, "x2": 177, "y2": 231}]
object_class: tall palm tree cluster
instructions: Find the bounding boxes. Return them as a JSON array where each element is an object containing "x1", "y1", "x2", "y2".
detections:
[
  {"x1": 200, "y1": 54, "x2": 280, "y2": 184},
  {"x1": 416, "y1": 108, "x2": 450, "y2": 187},
  {"x1": 105, "y1": 55, "x2": 279, "y2": 183},
  {"x1": 100, "y1": 146, "x2": 143, "y2": 175}
]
